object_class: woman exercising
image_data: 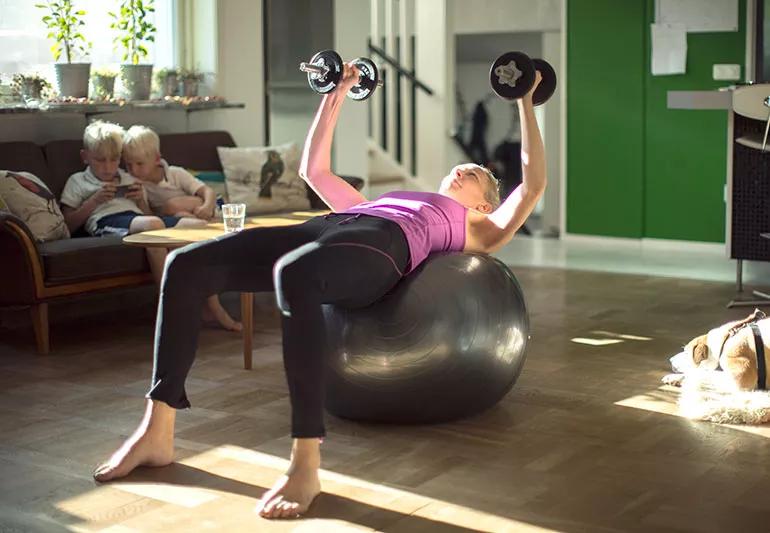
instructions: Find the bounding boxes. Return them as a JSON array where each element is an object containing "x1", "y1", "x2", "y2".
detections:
[{"x1": 93, "y1": 62, "x2": 546, "y2": 519}]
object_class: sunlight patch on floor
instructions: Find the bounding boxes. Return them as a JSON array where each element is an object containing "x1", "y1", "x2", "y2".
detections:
[
  {"x1": 57, "y1": 445, "x2": 565, "y2": 532},
  {"x1": 615, "y1": 386, "x2": 770, "y2": 438},
  {"x1": 590, "y1": 330, "x2": 653, "y2": 341},
  {"x1": 571, "y1": 337, "x2": 624, "y2": 346}
]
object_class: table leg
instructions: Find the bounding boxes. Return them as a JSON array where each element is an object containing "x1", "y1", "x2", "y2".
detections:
[{"x1": 241, "y1": 292, "x2": 253, "y2": 370}]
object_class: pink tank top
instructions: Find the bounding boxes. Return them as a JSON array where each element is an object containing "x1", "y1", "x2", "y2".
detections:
[{"x1": 342, "y1": 191, "x2": 467, "y2": 273}]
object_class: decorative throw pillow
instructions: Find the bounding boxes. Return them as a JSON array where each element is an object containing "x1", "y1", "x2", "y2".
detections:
[
  {"x1": 186, "y1": 169, "x2": 229, "y2": 203},
  {"x1": 217, "y1": 143, "x2": 310, "y2": 215},
  {"x1": 0, "y1": 170, "x2": 70, "y2": 241}
]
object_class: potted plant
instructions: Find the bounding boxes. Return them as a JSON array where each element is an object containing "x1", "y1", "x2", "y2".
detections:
[
  {"x1": 155, "y1": 67, "x2": 178, "y2": 97},
  {"x1": 110, "y1": 0, "x2": 157, "y2": 100},
  {"x1": 11, "y1": 74, "x2": 52, "y2": 105},
  {"x1": 92, "y1": 68, "x2": 118, "y2": 100},
  {"x1": 36, "y1": 0, "x2": 91, "y2": 98},
  {"x1": 179, "y1": 68, "x2": 204, "y2": 97}
]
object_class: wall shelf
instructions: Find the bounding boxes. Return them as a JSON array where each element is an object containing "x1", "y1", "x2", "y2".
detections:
[{"x1": 0, "y1": 99, "x2": 245, "y2": 117}]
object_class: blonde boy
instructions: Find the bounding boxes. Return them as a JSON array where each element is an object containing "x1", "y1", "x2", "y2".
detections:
[
  {"x1": 122, "y1": 125, "x2": 216, "y2": 220},
  {"x1": 60, "y1": 121, "x2": 189, "y2": 283},
  {"x1": 61, "y1": 121, "x2": 239, "y2": 331}
]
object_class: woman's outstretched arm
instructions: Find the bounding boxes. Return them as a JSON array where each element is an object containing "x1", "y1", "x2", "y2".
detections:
[
  {"x1": 300, "y1": 63, "x2": 367, "y2": 212},
  {"x1": 477, "y1": 76, "x2": 547, "y2": 252}
]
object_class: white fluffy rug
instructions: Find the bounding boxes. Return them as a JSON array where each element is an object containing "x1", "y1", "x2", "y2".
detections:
[{"x1": 678, "y1": 371, "x2": 770, "y2": 425}]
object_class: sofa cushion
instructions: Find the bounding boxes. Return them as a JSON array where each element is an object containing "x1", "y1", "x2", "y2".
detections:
[
  {"x1": 186, "y1": 169, "x2": 228, "y2": 203},
  {"x1": 160, "y1": 131, "x2": 236, "y2": 171},
  {"x1": 0, "y1": 142, "x2": 52, "y2": 188},
  {"x1": 43, "y1": 140, "x2": 86, "y2": 200},
  {"x1": 0, "y1": 170, "x2": 70, "y2": 241},
  {"x1": 39, "y1": 236, "x2": 149, "y2": 285},
  {"x1": 218, "y1": 142, "x2": 311, "y2": 215}
]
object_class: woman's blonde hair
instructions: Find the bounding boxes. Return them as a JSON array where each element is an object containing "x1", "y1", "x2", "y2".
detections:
[
  {"x1": 480, "y1": 165, "x2": 501, "y2": 209},
  {"x1": 83, "y1": 121, "x2": 125, "y2": 159},
  {"x1": 123, "y1": 125, "x2": 161, "y2": 160}
]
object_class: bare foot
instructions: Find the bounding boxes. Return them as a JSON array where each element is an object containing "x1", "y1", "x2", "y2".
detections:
[
  {"x1": 256, "y1": 467, "x2": 321, "y2": 519},
  {"x1": 256, "y1": 438, "x2": 322, "y2": 519},
  {"x1": 93, "y1": 400, "x2": 176, "y2": 482},
  {"x1": 203, "y1": 295, "x2": 243, "y2": 332}
]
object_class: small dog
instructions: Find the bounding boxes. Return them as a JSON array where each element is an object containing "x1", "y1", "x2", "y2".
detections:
[{"x1": 664, "y1": 309, "x2": 770, "y2": 390}]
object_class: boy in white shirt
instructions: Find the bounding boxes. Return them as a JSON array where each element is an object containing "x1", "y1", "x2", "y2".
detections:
[
  {"x1": 60, "y1": 121, "x2": 191, "y2": 283},
  {"x1": 122, "y1": 125, "x2": 216, "y2": 220},
  {"x1": 60, "y1": 121, "x2": 239, "y2": 331},
  {"x1": 122, "y1": 124, "x2": 240, "y2": 332}
]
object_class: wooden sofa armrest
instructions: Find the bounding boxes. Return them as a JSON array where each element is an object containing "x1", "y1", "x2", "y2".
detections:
[{"x1": 0, "y1": 212, "x2": 44, "y2": 305}]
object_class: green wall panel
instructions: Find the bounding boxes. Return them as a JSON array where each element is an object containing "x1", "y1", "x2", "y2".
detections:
[
  {"x1": 567, "y1": 0, "x2": 746, "y2": 242},
  {"x1": 567, "y1": 0, "x2": 646, "y2": 238},
  {"x1": 643, "y1": 0, "x2": 745, "y2": 242}
]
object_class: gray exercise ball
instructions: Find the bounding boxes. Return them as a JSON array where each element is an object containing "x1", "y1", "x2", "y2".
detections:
[{"x1": 323, "y1": 252, "x2": 530, "y2": 423}]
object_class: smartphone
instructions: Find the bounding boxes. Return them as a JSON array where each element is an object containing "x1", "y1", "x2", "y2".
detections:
[{"x1": 114, "y1": 184, "x2": 132, "y2": 198}]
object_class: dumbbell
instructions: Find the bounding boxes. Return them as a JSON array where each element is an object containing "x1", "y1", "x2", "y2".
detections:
[
  {"x1": 299, "y1": 49, "x2": 383, "y2": 101},
  {"x1": 489, "y1": 51, "x2": 557, "y2": 106}
]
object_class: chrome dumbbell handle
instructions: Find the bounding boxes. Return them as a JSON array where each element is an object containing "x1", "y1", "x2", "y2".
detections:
[
  {"x1": 299, "y1": 62, "x2": 382, "y2": 87},
  {"x1": 299, "y1": 61, "x2": 383, "y2": 86},
  {"x1": 299, "y1": 62, "x2": 330, "y2": 78}
]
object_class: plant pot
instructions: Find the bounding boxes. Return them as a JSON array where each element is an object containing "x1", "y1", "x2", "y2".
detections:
[
  {"x1": 121, "y1": 64, "x2": 153, "y2": 100},
  {"x1": 182, "y1": 78, "x2": 199, "y2": 97},
  {"x1": 20, "y1": 81, "x2": 43, "y2": 101},
  {"x1": 161, "y1": 72, "x2": 179, "y2": 97},
  {"x1": 55, "y1": 63, "x2": 90, "y2": 98},
  {"x1": 92, "y1": 75, "x2": 116, "y2": 100}
]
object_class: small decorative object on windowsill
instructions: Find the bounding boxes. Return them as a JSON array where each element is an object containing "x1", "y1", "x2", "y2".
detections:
[
  {"x1": 156, "y1": 95, "x2": 225, "y2": 106},
  {"x1": 36, "y1": 0, "x2": 92, "y2": 98},
  {"x1": 11, "y1": 74, "x2": 53, "y2": 108},
  {"x1": 0, "y1": 80, "x2": 14, "y2": 105},
  {"x1": 179, "y1": 68, "x2": 204, "y2": 97},
  {"x1": 110, "y1": 0, "x2": 157, "y2": 101},
  {"x1": 155, "y1": 68, "x2": 178, "y2": 97},
  {"x1": 92, "y1": 68, "x2": 118, "y2": 100}
]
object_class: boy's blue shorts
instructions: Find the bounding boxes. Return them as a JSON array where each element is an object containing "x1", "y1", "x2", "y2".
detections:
[{"x1": 95, "y1": 210, "x2": 180, "y2": 237}]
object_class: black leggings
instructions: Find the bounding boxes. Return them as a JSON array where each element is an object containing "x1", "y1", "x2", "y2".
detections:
[{"x1": 146, "y1": 214, "x2": 410, "y2": 437}]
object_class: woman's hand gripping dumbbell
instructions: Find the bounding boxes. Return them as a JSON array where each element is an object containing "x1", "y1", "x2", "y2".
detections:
[
  {"x1": 489, "y1": 51, "x2": 557, "y2": 106},
  {"x1": 299, "y1": 49, "x2": 382, "y2": 101}
]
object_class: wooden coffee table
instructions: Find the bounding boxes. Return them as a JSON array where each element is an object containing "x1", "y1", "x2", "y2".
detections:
[{"x1": 123, "y1": 211, "x2": 326, "y2": 369}]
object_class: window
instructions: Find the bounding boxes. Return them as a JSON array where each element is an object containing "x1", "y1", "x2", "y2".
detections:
[{"x1": 0, "y1": 0, "x2": 175, "y2": 77}]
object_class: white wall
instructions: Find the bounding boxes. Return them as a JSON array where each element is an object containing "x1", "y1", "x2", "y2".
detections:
[
  {"x1": 205, "y1": 0, "x2": 265, "y2": 147},
  {"x1": 541, "y1": 30, "x2": 562, "y2": 235},
  {"x1": 415, "y1": 0, "x2": 455, "y2": 190},
  {"x1": 452, "y1": 0, "x2": 562, "y2": 34}
]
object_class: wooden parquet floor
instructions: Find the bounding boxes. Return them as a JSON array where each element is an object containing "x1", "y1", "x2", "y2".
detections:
[{"x1": 1, "y1": 267, "x2": 770, "y2": 532}]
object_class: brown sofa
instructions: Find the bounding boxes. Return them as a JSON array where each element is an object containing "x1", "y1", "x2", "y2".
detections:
[{"x1": 0, "y1": 130, "x2": 362, "y2": 354}]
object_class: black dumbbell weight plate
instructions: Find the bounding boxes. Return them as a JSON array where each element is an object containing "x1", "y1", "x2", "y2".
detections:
[
  {"x1": 306, "y1": 49, "x2": 344, "y2": 94},
  {"x1": 490, "y1": 51, "x2": 535, "y2": 101},
  {"x1": 532, "y1": 58, "x2": 557, "y2": 106},
  {"x1": 348, "y1": 57, "x2": 379, "y2": 101}
]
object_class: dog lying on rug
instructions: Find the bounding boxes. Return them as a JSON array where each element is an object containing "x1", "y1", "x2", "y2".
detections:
[
  {"x1": 663, "y1": 309, "x2": 770, "y2": 424},
  {"x1": 665, "y1": 309, "x2": 769, "y2": 390}
]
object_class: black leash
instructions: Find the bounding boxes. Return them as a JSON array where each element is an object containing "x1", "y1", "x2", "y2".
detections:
[{"x1": 751, "y1": 323, "x2": 767, "y2": 390}]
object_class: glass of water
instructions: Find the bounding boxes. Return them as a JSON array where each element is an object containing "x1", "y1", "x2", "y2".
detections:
[{"x1": 222, "y1": 203, "x2": 246, "y2": 233}]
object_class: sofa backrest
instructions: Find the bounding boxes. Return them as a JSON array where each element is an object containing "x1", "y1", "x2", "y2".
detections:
[
  {"x1": 0, "y1": 131, "x2": 342, "y2": 208},
  {"x1": 44, "y1": 140, "x2": 86, "y2": 199},
  {"x1": 160, "y1": 131, "x2": 236, "y2": 170},
  {"x1": 0, "y1": 142, "x2": 52, "y2": 186},
  {"x1": 0, "y1": 131, "x2": 238, "y2": 201}
]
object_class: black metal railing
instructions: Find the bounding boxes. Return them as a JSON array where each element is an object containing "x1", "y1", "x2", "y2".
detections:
[{"x1": 367, "y1": 37, "x2": 432, "y2": 176}]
